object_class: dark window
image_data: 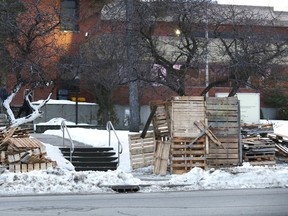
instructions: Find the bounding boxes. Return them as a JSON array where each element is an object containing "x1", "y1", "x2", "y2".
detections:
[{"x1": 60, "y1": 0, "x2": 79, "y2": 31}]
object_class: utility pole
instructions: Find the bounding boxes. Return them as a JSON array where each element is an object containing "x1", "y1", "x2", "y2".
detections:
[{"x1": 126, "y1": 0, "x2": 140, "y2": 132}]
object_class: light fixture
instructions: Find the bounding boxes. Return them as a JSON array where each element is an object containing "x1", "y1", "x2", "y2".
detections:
[{"x1": 175, "y1": 29, "x2": 181, "y2": 36}]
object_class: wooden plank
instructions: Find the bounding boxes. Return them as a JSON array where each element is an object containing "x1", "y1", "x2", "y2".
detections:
[
  {"x1": 194, "y1": 121, "x2": 222, "y2": 147},
  {"x1": 9, "y1": 164, "x2": 14, "y2": 172},
  {"x1": 153, "y1": 140, "x2": 171, "y2": 175},
  {"x1": 172, "y1": 96, "x2": 204, "y2": 101},
  {"x1": 172, "y1": 144, "x2": 205, "y2": 150},
  {"x1": 141, "y1": 105, "x2": 157, "y2": 139},
  {"x1": 171, "y1": 157, "x2": 206, "y2": 161},
  {"x1": 206, "y1": 97, "x2": 238, "y2": 104},
  {"x1": 28, "y1": 163, "x2": 34, "y2": 172},
  {"x1": 0, "y1": 151, "x2": 5, "y2": 163},
  {"x1": 34, "y1": 163, "x2": 40, "y2": 171},
  {"x1": 171, "y1": 150, "x2": 205, "y2": 155},
  {"x1": 207, "y1": 159, "x2": 240, "y2": 166},
  {"x1": 40, "y1": 163, "x2": 47, "y2": 170},
  {"x1": 209, "y1": 149, "x2": 239, "y2": 154},
  {"x1": 21, "y1": 164, "x2": 28, "y2": 173},
  {"x1": 130, "y1": 146, "x2": 155, "y2": 155},
  {"x1": 14, "y1": 164, "x2": 21, "y2": 173},
  {"x1": 207, "y1": 154, "x2": 239, "y2": 159}
]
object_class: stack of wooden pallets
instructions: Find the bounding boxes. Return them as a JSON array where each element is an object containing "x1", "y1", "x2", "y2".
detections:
[
  {"x1": 128, "y1": 96, "x2": 242, "y2": 175},
  {"x1": 206, "y1": 97, "x2": 241, "y2": 167},
  {"x1": 170, "y1": 96, "x2": 207, "y2": 174},
  {"x1": 0, "y1": 127, "x2": 57, "y2": 172},
  {"x1": 242, "y1": 137, "x2": 275, "y2": 165}
]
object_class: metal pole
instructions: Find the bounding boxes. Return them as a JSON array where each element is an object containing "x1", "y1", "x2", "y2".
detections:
[
  {"x1": 205, "y1": 4, "x2": 209, "y2": 97},
  {"x1": 76, "y1": 91, "x2": 78, "y2": 125}
]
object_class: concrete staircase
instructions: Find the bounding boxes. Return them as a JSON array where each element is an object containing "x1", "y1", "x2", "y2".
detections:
[{"x1": 60, "y1": 147, "x2": 118, "y2": 171}]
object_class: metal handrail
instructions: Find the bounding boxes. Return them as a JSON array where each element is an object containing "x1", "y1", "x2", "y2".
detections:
[
  {"x1": 106, "y1": 121, "x2": 123, "y2": 167},
  {"x1": 61, "y1": 120, "x2": 75, "y2": 162}
]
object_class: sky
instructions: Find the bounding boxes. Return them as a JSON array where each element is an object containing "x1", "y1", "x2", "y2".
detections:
[
  {"x1": 0, "y1": 117, "x2": 287, "y2": 195},
  {"x1": 217, "y1": 0, "x2": 288, "y2": 12}
]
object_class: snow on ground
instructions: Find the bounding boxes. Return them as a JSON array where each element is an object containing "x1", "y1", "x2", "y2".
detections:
[{"x1": 0, "y1": 118, "x2": 288, "y2": 195}]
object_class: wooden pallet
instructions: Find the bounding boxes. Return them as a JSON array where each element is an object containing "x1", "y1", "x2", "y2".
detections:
[
  {"x1": 206, "y1": 97, "x2": 241, "y2": 167},
  {"x1": 150, "y1": 100, "x2": 171, "y2": 139},
  {"x1": 171, "y1": 96, "x2": 206, "y2": 139},
  {"x1": 154, "y1": 139, "x2": 171, "y2": 175},
  {"x1": 170, "y1": 137, "x2": 206, "y2": 174},
  {"x1": 128, "y1": 131, "x2": 155, "y2": 169}
]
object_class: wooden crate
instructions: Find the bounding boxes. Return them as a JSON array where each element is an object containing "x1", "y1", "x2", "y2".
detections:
[
  {"x1": 129, "y1": 131, "x2": 156, "y2": 169},
  {"x1": 171, "y1": 96, "x2": 206, "y2": 138},
  {"x1": 154, "y1": 139, "x2": 171, "y2": 175},
  {"x1": 206, "y1": 97, "x2": 241, "y2": 167},
  {"x1": 170, "y1": 137, "x2": 206, "y2": 174}
]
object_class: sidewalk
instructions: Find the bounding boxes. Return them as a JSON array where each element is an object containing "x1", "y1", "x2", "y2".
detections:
[{"x1": 30, "y1": 133, "x2": 92, "y2": 148}]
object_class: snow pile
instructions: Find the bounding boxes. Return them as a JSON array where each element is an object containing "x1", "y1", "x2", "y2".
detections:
[
  {"x1": 0, "y1": 168, "x2": 141, "y2": 195},
  {"x1": 168, "y1": 163, "x2": 288, "y2": 190},
  {"x1": 0, "y1": 118, "x2": 287, "y2": 195}
]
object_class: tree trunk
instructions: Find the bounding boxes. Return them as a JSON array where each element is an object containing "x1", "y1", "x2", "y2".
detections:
[{"x1": 126, "y1": 0, "x2": 140, "y2": 132}]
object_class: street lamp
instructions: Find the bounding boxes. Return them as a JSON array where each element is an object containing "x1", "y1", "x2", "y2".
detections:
[{"x1": 74, "y1": 75, "x2": 80, "y2": 125}]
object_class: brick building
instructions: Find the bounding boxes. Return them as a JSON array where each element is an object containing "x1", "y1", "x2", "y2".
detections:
[{"x1": 4, "y1": 1, "x2": 288, "y2": 122}]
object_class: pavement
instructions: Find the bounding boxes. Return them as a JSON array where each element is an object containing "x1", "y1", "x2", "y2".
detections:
[{"x1": 30, "y1": 133, "x2": 92, "y2": 148}]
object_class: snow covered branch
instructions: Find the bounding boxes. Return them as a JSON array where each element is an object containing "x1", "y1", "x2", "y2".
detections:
[{"x1": 3, "y1": 84, "x2": 52, "y2": 129}]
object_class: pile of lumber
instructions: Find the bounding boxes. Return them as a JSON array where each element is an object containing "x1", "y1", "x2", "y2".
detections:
[
  {"x1": 242, "y1": 137, "x2": 275, "y2": 165},
  {"x1": 241, "y1": 123, "x2": 274, "y2": 138},
  {"x1": 0, "y1": 127, "x2": 57, "y2": 173},
  {"x1": 268, "y1": 133, "x2": 288, "y2": 162}
]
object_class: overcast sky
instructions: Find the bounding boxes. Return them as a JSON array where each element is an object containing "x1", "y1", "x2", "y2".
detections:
[{"x1": 217, "y1": 0, "x2": 288, "y2": 11}]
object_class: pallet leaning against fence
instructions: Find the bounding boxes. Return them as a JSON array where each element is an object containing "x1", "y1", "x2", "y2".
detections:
[
  {"x1": 206, "y1": 97, "x2": 241, "y2": 167},
  {"x1": 128, "y1": 131, "x2": 156, "y2": 169}
]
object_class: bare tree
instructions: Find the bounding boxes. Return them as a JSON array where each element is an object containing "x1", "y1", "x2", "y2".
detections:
[
  {"x1": 79, "y1": 31, "x2": 128, "y2": 126},
  {"x1": 133, "y1": 0, "x2": 212, "y2": 96},
  {"x1": 0, "y1": 0, "x2": 61, "y2": 129},
  {"x1": 201, "y1": 5, "x2": 288, "y2": 96}
]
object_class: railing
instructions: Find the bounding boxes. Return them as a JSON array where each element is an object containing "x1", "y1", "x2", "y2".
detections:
[
  {"x1": 61, "y1": 120, "x2": 75, "y2": 162},
  {"x1": 106, "y1": 121, "x2": 123, "y2": 167}
]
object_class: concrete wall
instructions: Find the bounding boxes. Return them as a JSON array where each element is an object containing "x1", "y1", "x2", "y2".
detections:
[
  {"x1": 33, "y1": 102, "x2": 99, "y2": 125},
  {"x1": 33, "y1": 101, "x2": 151, "y2": 130}
]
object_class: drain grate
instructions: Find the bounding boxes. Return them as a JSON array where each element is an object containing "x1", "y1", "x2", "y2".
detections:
[{"x1": 111, "y1": 185, "x2": 140, "y2": 193}]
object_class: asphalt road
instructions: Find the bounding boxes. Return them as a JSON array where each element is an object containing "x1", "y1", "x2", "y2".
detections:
[{"x1": 0, "y1": 188, "x2": 287, "y2": 216}]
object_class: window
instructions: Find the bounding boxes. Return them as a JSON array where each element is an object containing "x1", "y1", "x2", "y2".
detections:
[{"x1": 60, "y1": 0, "x2": 79, "y2": 31}]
